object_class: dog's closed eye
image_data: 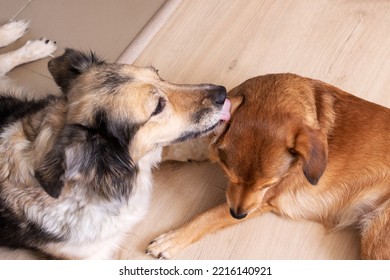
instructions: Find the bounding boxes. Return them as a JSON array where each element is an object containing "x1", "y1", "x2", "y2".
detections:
[{"x1": 151, "y1": 97, "x2": 166, "y2": 116}]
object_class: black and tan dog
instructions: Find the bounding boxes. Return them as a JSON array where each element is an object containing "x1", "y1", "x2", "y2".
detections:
[{"x1": 0, "y1": 20, "x2": 230, "y2": 259}]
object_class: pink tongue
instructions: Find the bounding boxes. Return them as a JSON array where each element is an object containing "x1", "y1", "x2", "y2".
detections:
[{"x1": 219, "y1": 99, "x2": 231, "y2": 121}]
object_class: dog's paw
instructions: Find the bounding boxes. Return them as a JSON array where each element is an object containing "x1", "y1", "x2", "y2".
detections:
[
  {"x1": 21, "y1": 38, "x2": 57, "y2": 61},
  {"x1": 0, "y1": 20, "x2": 30, "y2": 48},
  {"x1": 146, "y1": 230, "x2": 186, "y2": 259}
]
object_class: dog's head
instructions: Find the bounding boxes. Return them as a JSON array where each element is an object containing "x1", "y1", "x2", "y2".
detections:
[
  {"x1": 210, "y1": 74, "x2": 328, "y2": 219},
  {"x1": 36, "y1": 48, "x2": 230, "y2": 198}
]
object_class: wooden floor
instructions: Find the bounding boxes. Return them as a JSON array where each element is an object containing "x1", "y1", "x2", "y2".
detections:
[{"x1": 1, "y1": 0, "x2": 390, "y2": 259}]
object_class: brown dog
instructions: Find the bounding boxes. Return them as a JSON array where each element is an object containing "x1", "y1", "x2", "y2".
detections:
[{"x1": 147, "y1": 73, "x2": 390, "y2": 260}]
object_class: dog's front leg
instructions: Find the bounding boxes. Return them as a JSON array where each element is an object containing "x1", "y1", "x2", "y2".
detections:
[{"x1": 146, "y1": 203, "x2": 268, "y2": 259}]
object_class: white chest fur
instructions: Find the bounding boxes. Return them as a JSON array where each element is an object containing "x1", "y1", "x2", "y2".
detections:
[
  {"x1": 34, "y1": 148, "x2": 162, "y2": 259},
  {"x1": 1, "y1": 121, "x2": 162, "y2": 258}
]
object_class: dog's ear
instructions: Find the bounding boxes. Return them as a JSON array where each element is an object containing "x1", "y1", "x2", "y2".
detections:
[
  {"x1": 35, "y1": 140, "x2": 66, "y2": 198},
  {"x1": 36, "y1": 111, "x2": 138, "y2": 199},
  {"x1": 292, "y1": 125, "x2": 328, "y2": 185},
  {"x1": 229, "y1": 94, "x2": 244, "y2": 115},
  {"x1": 63, "y1": 130, "x2": 136, "y2": 200},
  {"x1": 34, "y1": 124, "x2": 90, "y2": 198},
  {"x1": 48, "y1": 48, "x2": 105, "y2": 92},
  {"x1": 64, "y1": 114, "x2": 138, "y2": 199}
]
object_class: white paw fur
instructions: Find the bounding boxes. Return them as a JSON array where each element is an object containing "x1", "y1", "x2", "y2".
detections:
[
  {"x1": 22, "y1": 38, "x2": 57, "y2": 61},
  {"x1": 0, "y1": 20, "x2": 30, "y2": 48}
]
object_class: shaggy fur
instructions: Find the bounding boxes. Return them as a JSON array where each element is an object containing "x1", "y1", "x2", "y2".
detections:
[
  {"x1": 0, "y1": 20, "x2": 229, "y2": 259},
  {"x1": 148, "y1": 73, "x2": 390, "y2": 260}
]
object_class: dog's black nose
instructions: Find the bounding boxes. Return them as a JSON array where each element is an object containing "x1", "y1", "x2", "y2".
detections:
[
  {"x1": 213, "y1": 86, "x2": 227, "y2": 105},
  {"x1": 230, "y1": 208, "x2": 248, "y2": 220}
]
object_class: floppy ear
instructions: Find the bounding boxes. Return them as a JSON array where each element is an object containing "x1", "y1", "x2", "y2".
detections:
[
  {"x1": 48, "y1": 48, "x2": 105, "y2": 92},
  {"x1": 63, "y1": 129, "x2": 136, "y2": 200},
  {"x1": 36, "y1": 111, "x2": 138, "y2": 199},
  {"x1": 34, "y1": 124, "x2": 89, "y2": 198},
  {"x1": 35, "y1": 138, "x2": 66, "y2": 198},
  {"x1": 292, "y1": 125, "x2": 328, "y2": 185},
  {"x1": 229, "y1": 94, "x2": 244, "y2": 115}
]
